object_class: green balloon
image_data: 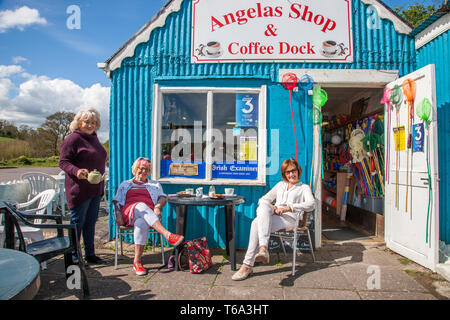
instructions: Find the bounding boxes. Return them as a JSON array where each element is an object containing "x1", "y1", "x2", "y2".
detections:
[
  {"x1": 391, "y1": 85, "x2": 402, "y2": 105},
  {"x1": 416, "y1": 98, "x2": 432, "y2": 121},
  {"x1": 312, "y1": 88, "x2": 328, "y2": 108}
]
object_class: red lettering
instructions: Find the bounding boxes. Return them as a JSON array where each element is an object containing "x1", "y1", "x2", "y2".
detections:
[
  {"x1": 211, "y1": 16, "x2": 224, "y2": 32},
  {"x1": 302, "y1": 5, "x2": 313, "y2": 22},
  {"x1": 274, "y1": 6, "x2": 283, "y2": 17},
  {"x1": 289, "y1": 4, "x2": 301, "y2": 19},
  {"x1": 247, "y1": 8, "x2": 257, "y2": 18},
  {"x1": 228, "y1": 42, "x2": 239, "y2": 55},
  {"x1": 322, "y1": 19, "x2": 336, "y2": 33},
  {"x1": 314, "y1": 14, "x2": 325, "y2": 26},
  {"x1": 279, "y1": 42, "x2": 290, "y2": 54}
]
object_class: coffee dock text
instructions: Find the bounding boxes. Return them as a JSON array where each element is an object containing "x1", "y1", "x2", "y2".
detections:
[{"x1": 228, "y1": 41, "x2": 316, "y2": 56}]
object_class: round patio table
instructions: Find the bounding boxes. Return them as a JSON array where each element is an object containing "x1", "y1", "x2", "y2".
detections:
[
  {"x1": 167, "y1": 195, "x2": 245, "y2": 271},
  {"x1": 0, "y1": 248, "x2": 41, "y2": 300}
]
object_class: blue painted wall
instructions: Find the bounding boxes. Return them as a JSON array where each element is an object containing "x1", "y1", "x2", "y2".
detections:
[
  {"x1": 416, "y1": 29, "x2": 450, "y2": 244},
  {"x1": 107, "y1": 0, "x2": 416, "y2": 248}
]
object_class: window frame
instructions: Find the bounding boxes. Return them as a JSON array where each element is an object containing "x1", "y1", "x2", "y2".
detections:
[{"x1": 152, "y1": 84, "x2": 267, "y2": 186}]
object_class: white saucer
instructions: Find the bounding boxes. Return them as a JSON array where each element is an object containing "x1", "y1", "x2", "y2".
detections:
[
  {"x1": 205, "y1": 49, "x2": 223, "y2": 58},
  {"x1": 321, "y1": 50, "x2": 339, "y2": 58}
]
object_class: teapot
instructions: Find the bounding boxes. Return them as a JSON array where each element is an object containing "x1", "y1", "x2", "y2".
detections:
[{"x1": 87, "y1": 169, "x2": 106, "y2": 184}]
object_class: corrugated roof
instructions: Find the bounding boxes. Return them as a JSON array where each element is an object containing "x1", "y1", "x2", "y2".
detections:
[{"x1": 410, "y1": 3, "x2": 450, "y2": 37}]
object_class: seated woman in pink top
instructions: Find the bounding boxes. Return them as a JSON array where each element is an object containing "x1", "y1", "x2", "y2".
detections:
[{"x1": 113, "y1": 157, "x2": 183, "y2": 276}]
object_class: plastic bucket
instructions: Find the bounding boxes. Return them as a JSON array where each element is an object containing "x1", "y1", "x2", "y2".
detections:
[{"x1": 361, "y1": 196, "x2": 384, "y2": 215}]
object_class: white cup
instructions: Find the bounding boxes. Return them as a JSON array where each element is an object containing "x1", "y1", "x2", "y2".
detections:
[
  {"x1": 206, "y1": 41, "x2": 221, "y2": 55},
  {"x1": 196, "y1": 187, "x2": 203, "y2": 198},
  {"x1": 224, "y1": 188, "x2": 234, "y2": 195},
  {"x1": 185, "y1": 188, "x2": 194, "y2": 195},
  {"x1": 322, "y1": 40, "x2": 338, "y2": 54}
]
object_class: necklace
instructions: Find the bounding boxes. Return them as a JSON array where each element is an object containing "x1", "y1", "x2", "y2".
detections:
[{"x1": 132, "y1": 178, "x2": 147, "y2": 185}]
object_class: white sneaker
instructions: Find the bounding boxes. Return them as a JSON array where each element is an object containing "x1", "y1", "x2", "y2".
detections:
[{"x1": 232, "y1": 265, "x2": 253, "y2": 281}]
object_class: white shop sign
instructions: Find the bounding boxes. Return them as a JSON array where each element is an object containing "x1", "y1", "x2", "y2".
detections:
[{"x1": 191, "y1": 0, "x2": 353, "y2": 63}]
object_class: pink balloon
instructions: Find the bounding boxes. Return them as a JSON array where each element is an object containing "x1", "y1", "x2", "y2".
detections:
[{"x1": 380, "y1": 87, "x2": 392, "y2": 104}]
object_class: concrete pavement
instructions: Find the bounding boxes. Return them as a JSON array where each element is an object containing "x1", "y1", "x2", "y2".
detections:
[{"x1": 32, "y1": 206, "x2": 450, "y2": 301}]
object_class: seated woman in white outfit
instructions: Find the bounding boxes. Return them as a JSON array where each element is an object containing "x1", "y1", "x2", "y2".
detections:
[
  {"x1": 232, "y1": 158, "x2": 315, "y2": 281},
  {"x1": 112, "y1": 157, "x2": 184, "y2": 276}
]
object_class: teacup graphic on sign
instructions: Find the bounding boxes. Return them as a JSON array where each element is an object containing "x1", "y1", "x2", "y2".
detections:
[
  {"x1": 321, "y1": 40, "x2": 348, "y2": 58},
  {"x1": 196, "y1": 41, "x2": 223, "y2": 58}
]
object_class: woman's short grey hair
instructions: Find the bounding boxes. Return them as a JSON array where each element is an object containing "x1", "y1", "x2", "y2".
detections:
[{"x1": 69, "y1": 108, "x2": 101, "y2": 132}]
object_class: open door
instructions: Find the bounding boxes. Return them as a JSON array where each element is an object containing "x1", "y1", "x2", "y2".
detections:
[{"x1": 384, "y1": 64, "x2": 439, "y2": 271}]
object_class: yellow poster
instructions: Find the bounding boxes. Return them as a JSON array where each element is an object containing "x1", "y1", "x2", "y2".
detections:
[
  {"x1": 393, "y1": 126, "x2": 405, "y2": 151},
  {"x1": 239, "y1": 137, "x2": 258, "y2": 161}
]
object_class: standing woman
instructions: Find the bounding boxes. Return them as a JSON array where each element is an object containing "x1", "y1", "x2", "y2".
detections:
[{"x1": 59, "y1": 108, "x2": 107, "y2": 264}]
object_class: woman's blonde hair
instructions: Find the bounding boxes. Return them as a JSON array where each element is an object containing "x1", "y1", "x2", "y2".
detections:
[
  {"x1": 69, "y1": 108, "x2": 101, "y2": 132},
  {"x1": 131, "y1": 157, "x2": 152, "y2": 176}
]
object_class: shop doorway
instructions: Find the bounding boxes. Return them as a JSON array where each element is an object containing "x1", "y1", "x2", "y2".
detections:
[{"x1": 320, "y1": 87, "x2": 386, "y2": 243}]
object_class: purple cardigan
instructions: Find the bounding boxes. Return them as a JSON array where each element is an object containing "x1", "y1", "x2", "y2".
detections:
[{"x1": 59, "y1": 130, "x2": 107, "y2": 209}]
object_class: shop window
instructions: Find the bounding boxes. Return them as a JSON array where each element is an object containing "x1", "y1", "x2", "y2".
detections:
[{"x1": 152, "y1": 86, "x2": 266, "y2": 185}]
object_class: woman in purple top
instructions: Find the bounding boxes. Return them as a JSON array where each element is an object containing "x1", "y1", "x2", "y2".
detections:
[{"x1": 59, "y1": 108, "x2": 107, "y2": 264}]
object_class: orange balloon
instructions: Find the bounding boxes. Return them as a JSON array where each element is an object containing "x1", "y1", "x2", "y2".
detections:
[{"x1": 402, "y1": 78, "x2": 416, "y2": 103}]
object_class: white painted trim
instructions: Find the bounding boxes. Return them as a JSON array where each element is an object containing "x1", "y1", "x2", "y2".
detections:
[
  {"x1": 279, "y1": 69, "x2": 399, "y2": 87},
  {"x1": 152, "y1": 85, "x2": 267, "y2": 186},
  {"x1": 99, "y1": 0, "x2": 183, "y2": 76},
  {"x1": 151, "y1": 84, "x2": 161, "y2": 180},
  {"x1": 360, "y1": 0, "x2": 412, "y2": 34},
  {"x1": 415, "y1": 13, "x2": 450, "y2": 49}
]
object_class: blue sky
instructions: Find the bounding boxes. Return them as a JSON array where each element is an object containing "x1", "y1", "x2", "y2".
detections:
[{"x1": 0, "y1": 0, "x2": 443, "y2": 142}]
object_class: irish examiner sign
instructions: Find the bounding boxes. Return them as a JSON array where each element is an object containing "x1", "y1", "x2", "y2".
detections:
[{"x1": 191, "y1": 0, "x2": 353, "y2": 63}]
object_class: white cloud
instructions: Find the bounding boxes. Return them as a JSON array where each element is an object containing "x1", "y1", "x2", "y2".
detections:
[
  {"x1": 12, "y1": 56, "x2": 29, "y2": 64},
  {"x1": 0, "y1": 78, "x2": 14, "y2": 100},
  {"x1": 0, "y1": 66, "x2": 110, "y2": 142},
  {"x1": 0, "y1": 6, "x2": 47, "y2": 33},
  {"x1": 0, "y1": 65, "x2": 24, "y2": 78}
]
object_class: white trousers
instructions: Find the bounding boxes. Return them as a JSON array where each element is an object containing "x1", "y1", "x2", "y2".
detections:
[
  {"x1": 243, "y1": 202, "x2": 296, "y2": 267},
  {"x1": 131, "y1": 202, "x2": 159, "y2": 246}
]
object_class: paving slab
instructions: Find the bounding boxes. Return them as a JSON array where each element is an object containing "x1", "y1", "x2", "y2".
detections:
[
  {"x1": 358, "y1": 291, "x2": 437, "y2": 300},
  {"x1": 284, "y1": 288, "x2": 361, "y2": 300},
  {"x1": 339, "y1": 264, "x2": 430, "y2": 293},
  {"x1": 208, "y1": 286, "x2": 284, "y2": 300},
  {"x1": 278, "y1": 262, "x2": 355, "y2": 290}
]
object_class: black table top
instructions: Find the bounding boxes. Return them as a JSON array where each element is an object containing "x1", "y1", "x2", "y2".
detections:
[
  {"x1": 167, "y1": 195, "x2": 245, "y2": 206},
  {"x1": 0, "y1": 248, "x2": 40, "y2": 300}
]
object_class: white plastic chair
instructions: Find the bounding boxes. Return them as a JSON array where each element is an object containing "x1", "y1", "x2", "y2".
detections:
[
  {"x1": 21, "y1": 172, "x2": 64, "y2": 215},
  {"x1": 0, "y1": 189, "x2": 57, "y2": 269}
]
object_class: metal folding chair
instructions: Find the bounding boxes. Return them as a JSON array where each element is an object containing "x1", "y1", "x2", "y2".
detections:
[
  {"x1": 271, "y1": 210, "x2": 316, "y2": 276},
  {"x1": 112, "y1": 205, "x2": 165, "y2": 269}
]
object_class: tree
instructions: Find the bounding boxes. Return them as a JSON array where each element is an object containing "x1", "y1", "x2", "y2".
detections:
[
  {"x1": 394, "y1": 2, "x2": 437, "y2": 28},
  {"x1": 41, "y1": 111, "x2": 76, "y2": 155},
  {"x1": 0, "y1": 120, "x2": 19, "y2": 139}
]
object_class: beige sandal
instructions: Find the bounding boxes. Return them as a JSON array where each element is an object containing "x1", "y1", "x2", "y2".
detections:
[
  {"x1": 232, "y1": 265, "x2": 253, "y2": 281},
  {"x1": 255, "y1": 248, "x2": 270, "y2": 264}
]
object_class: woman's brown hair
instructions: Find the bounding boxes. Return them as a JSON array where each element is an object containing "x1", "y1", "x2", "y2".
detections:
[{"x1": 280, "y1": 158, "x2": 302, "y2": 182}]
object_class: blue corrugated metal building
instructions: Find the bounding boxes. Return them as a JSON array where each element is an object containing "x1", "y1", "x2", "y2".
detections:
[
  {"x1": 99, "y1": 0, "x2": 449, "y2": 271},
  {"x1": 412, "y1": 4, "x2": 450, "y2": 246}
]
